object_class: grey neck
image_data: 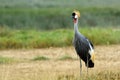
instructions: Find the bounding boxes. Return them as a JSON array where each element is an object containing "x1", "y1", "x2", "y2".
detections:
[{"x1": 74, "y1": 19, "x2": 80, "y2": 34}]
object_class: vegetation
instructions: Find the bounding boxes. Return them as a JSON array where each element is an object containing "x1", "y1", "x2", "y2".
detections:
[
  {"x1": 0, "y1": 0, "x2": 119, "y2": 80},
  {"x1": 0, "y1": 0, "x2": 120, "y2": 8},
  {"x1": 58, "y1": 55, "x2": 76, "y2": 60},
  {"x1": 57, "y1": 71, "x2": 120, "y2": 80},
  {"x1": 32, "y1": 56, "x2": 50, "y2": 61},
  {"x1": 0, "y1": 46, "x2": 120, "y2": 80},
  {"x1": 0, "y1": 27, "x2": 120, "y2": 49},
  {"x1": 0, "y1": 8, "x2": 120, "y2": 29},
  {"x1": 0, "y1": 0, "x2": 119, "y2": 49},
  {"x1": 0, "y1": 0, "x2": 120, "y2": 29},
  {"x1": 0, "y1": 56, "x2": 15, "y2": 64}
]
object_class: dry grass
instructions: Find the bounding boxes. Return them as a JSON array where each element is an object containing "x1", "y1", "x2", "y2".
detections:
[{"x1": 0, "y1": 45, "x2": 120, "y2": 80}]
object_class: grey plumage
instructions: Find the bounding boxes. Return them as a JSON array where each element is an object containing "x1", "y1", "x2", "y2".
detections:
[
  {"x1": 72, "y1": 10, "x2": 95, "y2": 75},
  {"x1": 73, "y1": 32, "x2": 94, "y2": 67}
]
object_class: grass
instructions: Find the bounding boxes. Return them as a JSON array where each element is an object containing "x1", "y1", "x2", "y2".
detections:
[
  {"x1": 0, "y1": 46, "x2": 119, "y2": 80},
  {"x1": 0, "y1": 56, "x2": 15, "y2": 64},
  {"x1": 0, "y1": 0, "x2": 120, "y2": 8},
  {"x1": 0, "y1": 0, "x2": 120, "y2": 29},
  {"x1": 32, "y1": 56, "x2": 50, "y2": 61},
  {"x1": 58, "y1": 55, "x2": 77, "y2": 60},
  {"x1": 56, "y1": 71, "x2": 120, "y2": 80},
  {"x1": 0, "y1": 27, "x2": 120, "y2": 49},
  {"x1": 0, "y1": 8, "x2": 120, "y2": 29}
]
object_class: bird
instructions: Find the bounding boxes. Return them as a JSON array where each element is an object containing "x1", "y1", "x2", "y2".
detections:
[{"x1": 72, "y1": 10, "x2": 95, "y2": 75}]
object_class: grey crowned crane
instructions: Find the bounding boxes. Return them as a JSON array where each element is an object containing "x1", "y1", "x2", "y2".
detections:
[{"x1": 72, "y1": 10, "x2": 95, "y2": 75}]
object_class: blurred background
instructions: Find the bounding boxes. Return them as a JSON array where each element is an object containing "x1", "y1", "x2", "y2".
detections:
[
  {"x1": 0, "y1": 1, "x2": 120, "y2": 80},
  {"x1": 0, "y1": 0, "x2": 120, "y2": 49},
  {"x1": 0, "y1": 0, "x2": 120, "y2": 29}
]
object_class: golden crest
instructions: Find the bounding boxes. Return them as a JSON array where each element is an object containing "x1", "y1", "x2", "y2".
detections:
[{"x1": 73, "y1": 10, "x2": 80, "y2": 18}]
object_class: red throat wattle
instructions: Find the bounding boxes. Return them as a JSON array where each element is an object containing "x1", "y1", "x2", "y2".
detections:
[{"x1": 73, "y1": 18, "x2": 77, "y2": 23}]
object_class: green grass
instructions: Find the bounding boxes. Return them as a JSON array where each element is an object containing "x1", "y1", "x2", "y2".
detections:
[
  {"x1": 58, "y1": 55, "x2": 77, "y2": 60},
  {"x1": 0, "y1": 0, "x2": 120, "y2": 8},
  {"x1": 32, "y1": 56, "x2": 50, "y2": 61},
  {"x1": 0, "y1": 8, "x2": 120, "y2": 29},
  {"x1": 0, "y1": 27, "x2": 120, "y2": 49},
  {"x1": 0, "y1": 56, "x2": 15, "y2": 64},
  {"x1": 0, "y1": 0, "x2": 120, "y2": 29}
]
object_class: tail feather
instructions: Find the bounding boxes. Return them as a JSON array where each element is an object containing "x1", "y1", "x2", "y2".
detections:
[{"x1": 85, "y1": 60, "x2": 94, "y2": 68}]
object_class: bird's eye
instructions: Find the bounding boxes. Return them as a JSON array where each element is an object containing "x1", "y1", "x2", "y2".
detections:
[{"x1": 72, "y1": 13, "x2": 75, "y2": 16}]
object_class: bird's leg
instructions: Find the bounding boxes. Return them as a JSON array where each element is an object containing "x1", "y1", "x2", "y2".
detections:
[
  {"x1": 87, "y1": 54, "x2": 89, "y2": 76},
  {"x1": 80, "y1": 58, "x2": 82, "y2": 76}
]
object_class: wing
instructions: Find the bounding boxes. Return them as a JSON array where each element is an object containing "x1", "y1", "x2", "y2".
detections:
[
  {"x1": 73, "y1": 36, "x2": 91, "y2": 63},
  {"x1": 86, "y1": 38, "x2": 94, "y2": 49},
  {"x1": 86, "y1": 38, "x2": 95, "y2": 67},
  {"x1": 73, "y1": 34, "x2": 94, "y2": 66}
]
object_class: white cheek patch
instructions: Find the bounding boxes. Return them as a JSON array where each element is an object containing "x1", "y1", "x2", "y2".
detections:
[{"x1": 75, "y1": 15, "x2": 78, "y2": 18}]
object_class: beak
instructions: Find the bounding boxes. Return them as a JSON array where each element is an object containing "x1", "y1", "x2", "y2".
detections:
[{"x1": 72, "y1": 16, "x2": 74, "y2": 19}]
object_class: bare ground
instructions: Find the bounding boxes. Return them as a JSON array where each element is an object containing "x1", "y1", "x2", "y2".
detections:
[{"x1": 0, "y1": 45, "x2": 120, "y2": 80}]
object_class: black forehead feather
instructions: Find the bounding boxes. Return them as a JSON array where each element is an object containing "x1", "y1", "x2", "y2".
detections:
[{"x1": 72, "y1": 13, "x2": 75, "y2": 16}]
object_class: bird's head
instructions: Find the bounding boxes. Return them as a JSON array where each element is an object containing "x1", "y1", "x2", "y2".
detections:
[{"x1": 72, "y1": 10, "x2": 80, "y2": 23}]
